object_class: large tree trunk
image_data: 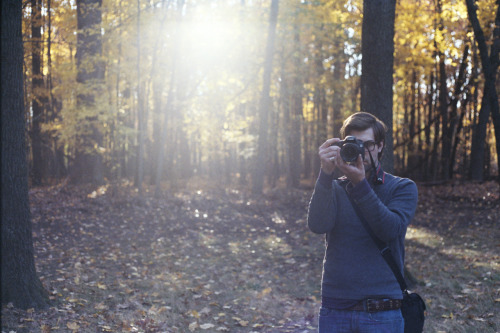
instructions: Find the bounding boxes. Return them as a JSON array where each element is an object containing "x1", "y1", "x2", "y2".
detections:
[
  {"x1": 252, "y1": 0, "x2": 279, "y2": 194},
  {"x1": 360, "y1": 0, "x2": 396, "y2": 173},
  {"x1": 1, "y1": 0, "x2": 50, "y2": 309},
  {"x1": 466, "y1": 0, "x2": 500, "y2": 181},
  {"x1": 72, "y1": 0, "x2": 104, "y2": 184}
]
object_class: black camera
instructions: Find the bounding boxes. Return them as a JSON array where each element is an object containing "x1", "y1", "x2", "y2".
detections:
[{"x1": 332, "y1": 136, "x2": 365, "y2": 162}]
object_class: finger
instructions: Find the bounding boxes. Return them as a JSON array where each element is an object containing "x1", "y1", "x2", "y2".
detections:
[
  {"x1": 356, "y1": 154, "x2": 364, "y2": 168},
  {"x1": 335, "y1": 154, "x2": 346, "y2": 167},
  {"x1": 320, "y1": 138, "x2": 341, "y2": 149}
]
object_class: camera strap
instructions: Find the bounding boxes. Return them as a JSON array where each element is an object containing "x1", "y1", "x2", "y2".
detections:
[{"x1": 367, "y1": 149, "x2": 383, "y2": 185}]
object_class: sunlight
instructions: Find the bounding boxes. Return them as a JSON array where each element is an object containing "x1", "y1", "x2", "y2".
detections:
[
  {"x1": 184, "y1": 13, "x2": 241, "y2": 66},
  {"x1": 406, "y1": 227, "x2": 444, "y2": 248}
]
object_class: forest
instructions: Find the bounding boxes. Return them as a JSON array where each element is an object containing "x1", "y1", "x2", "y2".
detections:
[
  {"x1": 17, "y1": 0, "x2": 500, "y2": 189},
  {"x1": 1, "y1": 0, "x2": 500, "y2": 332}
]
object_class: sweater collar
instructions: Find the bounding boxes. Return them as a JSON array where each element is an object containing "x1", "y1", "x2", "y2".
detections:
[{"x1": 371, "y1": 163, "x2": 385, "y2": 185}]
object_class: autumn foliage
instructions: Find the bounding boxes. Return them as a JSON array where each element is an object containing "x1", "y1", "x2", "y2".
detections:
[{"x1": 22, "y1": 0, "x2": 499, "y2": 188}]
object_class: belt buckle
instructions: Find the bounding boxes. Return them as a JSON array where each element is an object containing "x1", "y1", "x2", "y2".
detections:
[{"x1": 365, "y1": 299, "x2": 379, "y2": 313}]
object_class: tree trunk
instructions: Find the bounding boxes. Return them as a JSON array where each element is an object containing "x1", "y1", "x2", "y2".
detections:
[
  {"x1": 424, "y1": 68, "x2": 434, "y2": 180},
  {"x1": 252, "y1": 0, "x2": 279, "y2": 194},
  {"x1": 360, "y1": 0, "x2": 396, "y2": 173},
  {"x1": 448, "y1": 45, "x2": 469, "y2": 178},
  {"x1": 466, "y1": 0, "x2": 500, "y2": 181},
  {"x1": 290, "y1": 25, "x2": 303, "y2": 188},
  {"x1": 73, "y1": 0, "x2": 104, "y2": 184},
  {"x1": 136, "y1": 0, "x2": 145, "y2": 194},
  {"x1": 332, "y1": 40, "x2": 345, "y2": 138},
  {"x1": 438, "y1": 49, "x2": 450, "y2": 180},
  {"x1": 154, "y1": 0, "x2": 182, "y2": 197},
  {"x1": 1, "y1": 0, "x2": 50, "y2": 309},
  {"x1": 31, "y1": 0, "x2": 45, "y2": 186}
]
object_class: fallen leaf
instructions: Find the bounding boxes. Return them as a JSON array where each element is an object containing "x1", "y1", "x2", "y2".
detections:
[
  {"x1": 200, "y1": 323, "x2": 215, "y2": 329},
  {"x1": 95, "y1": 302, "x2": 108, "y2": 310},
  {"x1": 189, "y1": 322, "x2": 198, "y2": 331},
  {"x1": 67, "y1": 322, "x2": 80, "y2": 330}
]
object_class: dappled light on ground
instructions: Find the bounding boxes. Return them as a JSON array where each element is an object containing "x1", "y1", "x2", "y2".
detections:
[{"x1": 1, "y1": 181, "x2": 499, "y2": 332}]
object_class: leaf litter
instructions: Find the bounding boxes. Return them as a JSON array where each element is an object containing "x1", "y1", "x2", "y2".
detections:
[{"x1": 1, "y1": 180, "x2": 499, "y2": 332}]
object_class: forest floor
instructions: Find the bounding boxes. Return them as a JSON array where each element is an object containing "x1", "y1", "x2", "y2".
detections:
[{"x1": 1, "y1": 179, "x2": 499, "y2": 333}]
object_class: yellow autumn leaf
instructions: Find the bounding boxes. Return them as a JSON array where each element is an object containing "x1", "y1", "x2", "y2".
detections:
[
  {"x1": 97, "y1": 282, "x2": 107, "y2": 290},
  {"x1": 260, "y1": 287, "x2": 272, "y2": 297},
  {"x1": 238, "y1": 320, "x2": 249, "y2": 327}
]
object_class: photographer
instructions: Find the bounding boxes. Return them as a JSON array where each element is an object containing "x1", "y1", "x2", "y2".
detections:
[{"x1": 307, "y1": 112, "x2": 418, "y2": 332}]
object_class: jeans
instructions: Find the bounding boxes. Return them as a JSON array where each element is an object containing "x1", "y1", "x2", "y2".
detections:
[{"x1": 318, "y1": 307, "x2": 404, "y2": 333}]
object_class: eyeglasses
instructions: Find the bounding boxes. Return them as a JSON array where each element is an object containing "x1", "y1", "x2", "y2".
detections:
[{"x1": 363, "y1": 140, "x2": 378, "y2": 152}]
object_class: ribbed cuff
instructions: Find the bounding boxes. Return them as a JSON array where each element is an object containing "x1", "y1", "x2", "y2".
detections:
[
  {"x1": 318, "y1": 169, "x2": 334, "y2": 189},
  {"x1": 347, "y1": 178, "x2": 371, "y2": 199}
]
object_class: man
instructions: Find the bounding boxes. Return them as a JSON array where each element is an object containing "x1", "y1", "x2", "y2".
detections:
[{"x1": 307, "y1": 112, "x2": 418, "y2": 332}]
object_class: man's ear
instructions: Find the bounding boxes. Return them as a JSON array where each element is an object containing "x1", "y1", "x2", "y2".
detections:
[{"x1": 378, "y1": 140, "x2": 384, "y2": 153}]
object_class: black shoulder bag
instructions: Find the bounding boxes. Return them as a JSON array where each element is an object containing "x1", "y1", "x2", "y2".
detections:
[{"x1": 349, "y1": 197, "x2": 426, "y2": 333}]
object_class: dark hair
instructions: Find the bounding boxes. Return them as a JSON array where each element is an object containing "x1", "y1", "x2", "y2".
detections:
[{"x1": 340, "y1": 112, "x2": 387, "y2": 158}]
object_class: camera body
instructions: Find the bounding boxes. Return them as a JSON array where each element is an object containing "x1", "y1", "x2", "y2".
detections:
[{"x1": 332, "y1": 136, "x2": 365, "y2": 162}]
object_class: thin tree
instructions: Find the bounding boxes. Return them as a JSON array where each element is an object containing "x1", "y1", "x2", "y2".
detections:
[
  {"x1": 136, "y1": 0, "x2": 145, "y2": 194},
  {"x1": 252, "y1": 0, "x2": 279, "y2": 194},
  {"x1": 1, "y1": 0, "x2": 50, "y2": 309},
  {"x1": 30, "y1": 0, "x2": 45, "y2": 185},
  {"x1": 360, "y1": 0, "x2": 396, "y2": 173}
]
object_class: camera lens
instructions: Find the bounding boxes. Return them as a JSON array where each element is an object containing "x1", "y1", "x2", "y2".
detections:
[{"x1": 340, "y1": 143, "x2": 361, "y2": 162}]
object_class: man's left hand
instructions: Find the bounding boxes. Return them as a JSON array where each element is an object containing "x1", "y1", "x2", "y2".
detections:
[{"x1": 336, "y1": 154, "x2": 365, "y2": 185}]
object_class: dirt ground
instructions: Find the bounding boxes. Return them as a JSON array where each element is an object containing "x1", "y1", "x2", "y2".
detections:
[{"x1": 1, "y1": 179, "x2": 499, "y2": 332}]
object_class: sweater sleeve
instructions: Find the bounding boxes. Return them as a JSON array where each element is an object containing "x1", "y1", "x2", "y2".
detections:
[
  {"x1": 348, "y1": 177, "x2": 418, "y2": 243},
  {"x1": 307, "y1": 172, "x2": 336, "y2": 234}
]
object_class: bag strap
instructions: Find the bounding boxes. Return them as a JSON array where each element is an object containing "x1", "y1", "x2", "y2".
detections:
[{"x1": 347, "y1": 195, "x2": 409, "y2": 293}]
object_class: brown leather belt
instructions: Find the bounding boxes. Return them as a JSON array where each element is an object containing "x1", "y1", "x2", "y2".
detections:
[{"x1": 348, "y1": 299, "x2": 402, "y2": 313}]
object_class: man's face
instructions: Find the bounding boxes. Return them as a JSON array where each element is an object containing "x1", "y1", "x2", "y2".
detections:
[{"x1": 346, "y1": 128, "x2": 383, "y2": 172}]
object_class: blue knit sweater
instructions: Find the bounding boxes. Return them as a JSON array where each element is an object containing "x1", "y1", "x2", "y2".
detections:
[{"x1": 307, "y1": 169, "x2": 418, "y2": 305}]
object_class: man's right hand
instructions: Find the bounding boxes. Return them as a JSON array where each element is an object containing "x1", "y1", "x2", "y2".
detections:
[{"x1": 319, "y1": 138, "x2": 341, "y2": 175}]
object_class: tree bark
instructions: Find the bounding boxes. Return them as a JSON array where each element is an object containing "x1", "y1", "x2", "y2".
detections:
[
  {"x1": 1, "y1": 0, "x2": 50, "y2": 309},
  {"x1": 136, "y1": 0, "x2": 145, "y2": 194},
  {"x1": 31, "y1": 0, "x2": 45, "y2": 186},
  {"x1": 290, "y1": 24, "x2": 303, "y2": 188},
  {"x1": 73, "y1": 0, "x2": 104, "y2": 184},
  {"x1": 360, "y1": 0, "x2": 396, "y2": 173},
  {"x1": 252, "y1": 0, "x2": 279, "y2": 194},
  {"x1": 466, "y1": 0, "x2": 500, "y2": 181},
  {"x1": 448, "y1": 45, "x2": 470, "y2": 178}
]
